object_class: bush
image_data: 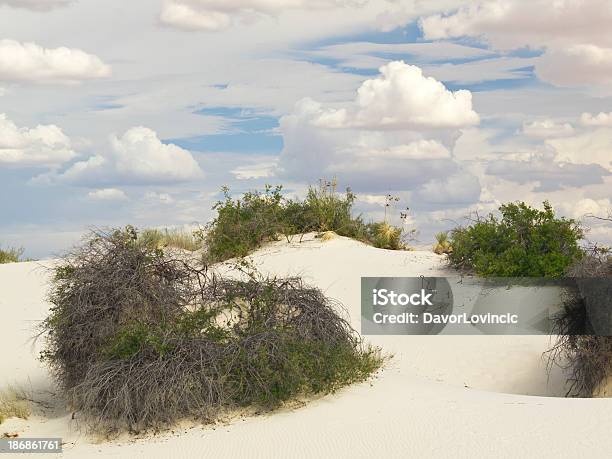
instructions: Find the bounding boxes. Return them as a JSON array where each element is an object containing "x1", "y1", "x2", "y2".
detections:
[
  {"x1": 205, "y1": 185, "x2": 287, "y2": 262},
  {"x1": 0, "y1": 246, "x2": 25, "y2": 264},
  {"x1": 204, "y1": 181, "x2": 408, "y2": 262},
  {"x1": 547, "y1": 246, "x2": 612, "y2": 396},
  {"x1": 447, "y1": 201, "x2": 583, "y2": 277},
  {"x1": 41, "y1": 227, "x2": 382, "y2": 433}
]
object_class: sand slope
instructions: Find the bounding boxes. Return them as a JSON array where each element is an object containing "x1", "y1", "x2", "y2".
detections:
[{"x1": 1, "y1": 235, "x2": 611, "y2": 458}]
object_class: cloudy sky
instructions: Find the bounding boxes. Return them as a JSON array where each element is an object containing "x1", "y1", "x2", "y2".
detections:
[{"x1": 1, "y1": 0, "x2": 611, "y2": 258}]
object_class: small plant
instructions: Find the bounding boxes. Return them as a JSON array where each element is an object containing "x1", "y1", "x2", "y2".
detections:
[
  {"x1": 383, "y1": 194, "x2": 400, "y2": 224},
  {"x1": 138, "y1": 228, "x2": 203, "y2": 252},
  {"x1": 433, "y1": 232, "x2": 452, "y2": 255},
  {"x1": 41, "y1": 227, "x2": 383, "y2": 433},
  {"x1": 0, "y1": 246, "x2": 25, "y2": 264},
  {"x1": 365, "y1": 222, "x2": 403, "y2": 250},
  {"x1": 447, "y1": 201, "x2": 583, "y2": 277},
  {"x1": 0, "y1": 386, "x2": 31, "y2": 424}
]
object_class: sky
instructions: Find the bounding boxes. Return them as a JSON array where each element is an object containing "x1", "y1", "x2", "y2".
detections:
[{"x1": 1, "y1": 0, "x2": 611, "y2": 258}]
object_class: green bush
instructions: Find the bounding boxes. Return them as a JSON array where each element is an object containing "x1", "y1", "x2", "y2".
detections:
[
  {"x1": 205, "y1": 185, "x2": 287, "y2": 262},
  {"x1": 204, "y1": 181, "x2": 408, "y2": 262},
  {"x1": 41, "y1": 228, "x2": 382, "y2": 432},
  {"x1": 447, "y1": 201, "x2": 583, "y2": 277},
  {"x1": 0, "y1": 246, "x2": 25, "y2": 264}
]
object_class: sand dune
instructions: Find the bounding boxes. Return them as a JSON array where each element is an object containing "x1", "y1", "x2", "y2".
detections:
[{"x1": 1, "y1": 235, "x2": 611, "y2": 458}]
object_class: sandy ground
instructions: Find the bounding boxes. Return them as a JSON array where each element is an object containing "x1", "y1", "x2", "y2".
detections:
[{"x1": 1, "y1": 234, "x2": 611, "y2": 458}]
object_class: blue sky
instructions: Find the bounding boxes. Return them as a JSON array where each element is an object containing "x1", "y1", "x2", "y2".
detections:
[{"x1": 1, "y1": 0, "x2": 611, "y2": 258}]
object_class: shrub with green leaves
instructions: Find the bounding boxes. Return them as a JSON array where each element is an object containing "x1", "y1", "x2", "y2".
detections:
[
  {"x1": 205, "y1": 185, "x2": 287, "y2": 261},
  {"x1": 447, "y1": 201, "x2": 583, "y2": 277},
  {"x1": 205, "y1": 181, "x2": 408, "y2": 262},
  {"x1": 41, "y1": 227, "x2": 382, "y2": 433}
]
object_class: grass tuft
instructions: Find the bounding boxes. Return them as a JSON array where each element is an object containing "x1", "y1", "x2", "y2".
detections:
[
  {"x1": 0, "y1": 386, "x2": 31, "y2": 424},
  {"x1": 0, "y1": 246, "x2": 26, "y2": 264}
]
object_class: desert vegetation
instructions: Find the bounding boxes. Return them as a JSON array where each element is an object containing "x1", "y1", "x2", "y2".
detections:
[
  {"x1": 0, "y1": 386, "x2": 31, "y2": 424},
  {"x1": 447, "y1": 201, "x2": 584, "y2": 277},
  {"x1": 40, "y1": 227, "x2": 382, "y2": 433},
  {"x1": 204, "y1": 179, "x2": 412, "y2": 262},
  {"x1": 0, "y1": 246, "x2": 27, "y2": 264},
  {"x1": 138, "y1": 227, "x2": 203, "y2": 252},
  {"x1": 433, "y1": 232, "x2": 452, "y2": 255},
  {"x1": 547, "y1": 244, "x2": 612, "y2": 397}
]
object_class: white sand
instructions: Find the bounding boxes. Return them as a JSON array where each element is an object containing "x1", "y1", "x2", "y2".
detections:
[{"x1": 1, "y1": 235, "x2": 612, "y2": 458}]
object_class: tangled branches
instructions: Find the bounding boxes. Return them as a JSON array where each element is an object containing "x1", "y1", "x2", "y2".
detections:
[
  {"x1": 41, "y1": 227, "x2": 382, "y2": 433},
  {"x1": 546, "y1": 245, "x2": 612, "y2": 396}
]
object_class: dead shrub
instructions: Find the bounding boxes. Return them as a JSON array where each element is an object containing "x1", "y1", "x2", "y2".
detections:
[{"x1": 41, "y1": 227, "x2": 382, "y2": 433}]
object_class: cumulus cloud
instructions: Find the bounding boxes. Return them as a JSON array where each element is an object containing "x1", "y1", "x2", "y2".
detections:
[
  {"x1": 522, "y1": 119, "x2": 574, "y2": 138},
  {"x1": 0, "y1": 113, "x2": 76, "y2": 167},
  {"x1": 159, "y1": 0, "x2": 364, "y2": 31},
  {"x1": 278, "y1": 62, "x2": 481, "y2": 206},
  {"x1": 580, "y1": 112, "x2": 612, "y2": 127},
  {"x1": 62, "y1": 127, "x2": 204, "y2": 185},
  {"x1": 87, "y1": 188, "x2": 128, "y2": 201},
  {"x1": 0, "y1": 0, "x2": 73, "y2": 11},
  {"x1": 0, "y1": 39, "x2": 110, "y2": 84},
  {"x1": 300, "y1": 61, "x2": 479, "y2": 130}
]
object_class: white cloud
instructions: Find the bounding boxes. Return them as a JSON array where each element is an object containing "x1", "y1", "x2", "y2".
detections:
[
  {"x1": 302, "y1": 61, "x2": 479, "y2": 130},
  {"x1": 536, "y1": 45, "x2": 612, "y2": 87},
  {"x1": 419, "y1": 1, "x2": 612, "y2": 87},
  {"x1": 0, "y1": 0, "x2": 72, "y2": 11},
  {"x1": 278, "y1": 62, "x2": 481, "y2": 205},
  {"x1": 0, "y1": 39, "x2": 110, "y2": 84},
  {"x1": 522, "y1": 119, "x2": 574, "y2": 139},
  {"x1": 145, "y1": 191, "x2": 175, "y2": 204},
  {"x1": 62, "y1": 127, "x2": 204, "y2": 184},
  {"x1": 0, "y1": 113, "x2": 76, "y2": 167},
  {"x1": 416, "y1": 172, "x2": 482, "y2": 205},
  {"x1": 419, "y1": 0, "x2": 612, "y2": 50},
  {"x1": 581, "y1": 112, "x2": 612, "y2": 127},
  {"x1": 547, "y1": 128, "x2": 612, "y2": 172},
  {"x1": 159, "y1": 0, "x2": 365, "y2": 31},
  {"x1": 561, "y1": 198, "x2": 612, "y2": 219},
  {"x1": 87, "y1": 188, "x2": 127, "y2": 201},
  {"x1": 231, "y1": 161, "x2": 276, "y2": 179},
  {"x1": 360, "y1": 140, "x2": 451, "y2": 160}
]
